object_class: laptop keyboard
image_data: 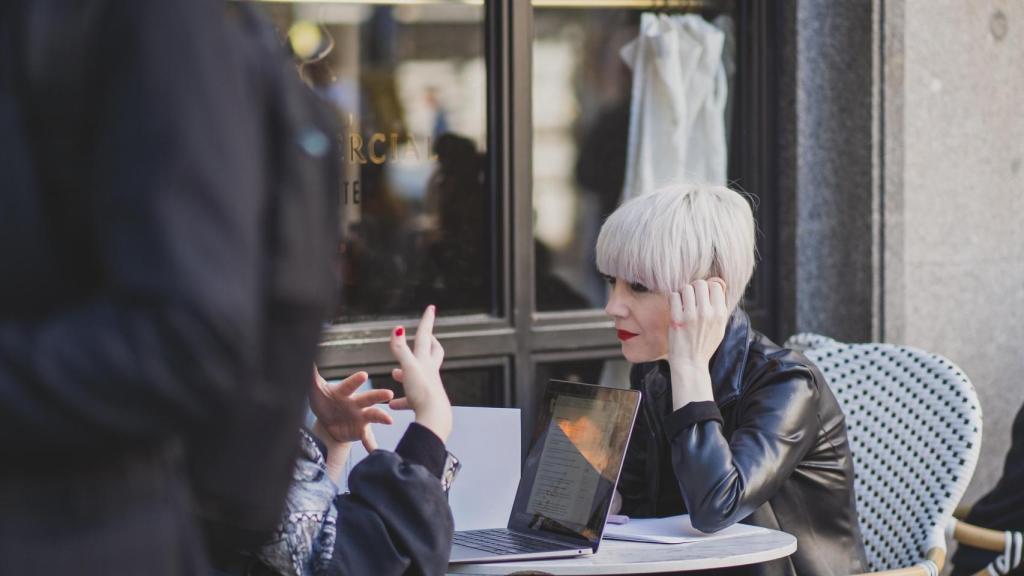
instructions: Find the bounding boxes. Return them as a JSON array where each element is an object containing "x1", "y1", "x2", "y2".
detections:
[{"x1": 453, "y1": 529, "x2": 573, "y2": 555}]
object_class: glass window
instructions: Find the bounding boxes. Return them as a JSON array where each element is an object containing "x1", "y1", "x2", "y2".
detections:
[
  {"x1": 532, "y1": 5, "x2": 736, "y2": 312},
  {"x1": 535, "y1": 357, "x2": 631, "y2": 390},
  {"x1": 367, "y1": 364, "x2": 506, "y2": 408},
  {"x1": 260, "y1": 2, "x2": 495, "y2": 323}
]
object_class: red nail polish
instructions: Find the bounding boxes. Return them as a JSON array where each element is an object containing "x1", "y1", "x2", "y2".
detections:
[{"x1": 395, "y1": 327, "x2": 404, "y2": 337}]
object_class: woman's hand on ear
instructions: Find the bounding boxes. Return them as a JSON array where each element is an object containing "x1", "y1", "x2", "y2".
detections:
[{"x1": 666, "y1": 278, "x2": 729, "y2": 409}]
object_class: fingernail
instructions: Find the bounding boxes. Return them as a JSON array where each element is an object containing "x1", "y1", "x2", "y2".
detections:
[
  {"x1": 395, "y1": 326, "x2": 404, "y2": 337},
  {"x1": 429, "y1": 304, "x2": 436, "y2": 313}
]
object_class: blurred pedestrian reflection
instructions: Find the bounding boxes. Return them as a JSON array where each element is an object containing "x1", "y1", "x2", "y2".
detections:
[{"x1": 412, "y1": 133, "x2": 492, "y2": 314}]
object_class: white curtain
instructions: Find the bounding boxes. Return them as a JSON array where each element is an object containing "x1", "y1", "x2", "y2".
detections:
[{"x1": 619, "y1": 13, "x2": 729, "y2": 201}]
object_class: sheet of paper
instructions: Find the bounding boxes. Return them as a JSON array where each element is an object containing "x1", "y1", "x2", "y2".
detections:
[
  {"x1": 336, "y1": 405, "x2": 521, "y2": 531},
  {"x1": 604, "y1": 514, "x2": 769, "y2": 544}
]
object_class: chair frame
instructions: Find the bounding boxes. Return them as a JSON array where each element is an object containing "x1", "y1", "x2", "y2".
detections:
[{"x1": 948, "y1": 509, "x2": 1023, "y2": 576}]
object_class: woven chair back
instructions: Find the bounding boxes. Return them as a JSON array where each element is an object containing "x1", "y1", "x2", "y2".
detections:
[{"x1": 785, "y1": 333, "x2": 983, "y2": 571}]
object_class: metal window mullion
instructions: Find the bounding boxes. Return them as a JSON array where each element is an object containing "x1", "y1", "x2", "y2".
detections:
[
  {"x1": 317, "y1": 328, "x2": 517, "y2": 367},
  {"x1": 319, "y1": 354, "x2": 510, "y2": 379},
  {"x1": 505, "y1": 0, "x2": 538, "y2": 449}
]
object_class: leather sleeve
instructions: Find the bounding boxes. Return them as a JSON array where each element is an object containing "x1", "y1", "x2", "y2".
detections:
[
  {"x1": 668, "y1": 365, "x2": 821, "y2": 533},
  {"x1": 328, "y1": 450, "x2": 455, "y2": 576}
]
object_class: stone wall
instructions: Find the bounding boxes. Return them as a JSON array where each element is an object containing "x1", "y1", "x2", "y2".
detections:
[
  {"x1": 781, "y1": 0, "x2": 1023, "y2": 502},
  {"x1": 777, "y1": 0, "x2": 878, "y2": 345},
  {"x1": 885, "y1": 0, "x2": 1024, "y2": 501}
]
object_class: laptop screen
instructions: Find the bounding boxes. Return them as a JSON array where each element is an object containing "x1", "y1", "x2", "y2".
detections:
[{"x1": 508, "y1": 380, "x2": 640, "y2": 550}]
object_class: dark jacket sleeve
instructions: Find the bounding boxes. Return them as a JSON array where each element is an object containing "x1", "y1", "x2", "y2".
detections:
[
  {"x1": 0, "y1": 0, "x2": 262, "y2": 453},
  {"x1": 328, "y1": 424, "x2": 454, "y2": 576},
  {"x1": 667, "y1": 366, "x2": 821, "y2": 533}
]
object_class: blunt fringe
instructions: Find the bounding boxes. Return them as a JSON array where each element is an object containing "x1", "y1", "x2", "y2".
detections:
[{"x1": 596, "y1": 183, "x2": 756, "y2": 311}]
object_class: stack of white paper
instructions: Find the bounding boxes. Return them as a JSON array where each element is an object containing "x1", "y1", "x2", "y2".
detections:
[{"x1": 604, "y1": 514, "x2": 768, "y2": 544}]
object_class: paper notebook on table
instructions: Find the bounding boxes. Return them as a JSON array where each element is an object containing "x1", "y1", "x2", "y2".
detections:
[{"x1": 604, "y1": 514, "x2": 768, "y2": 544}]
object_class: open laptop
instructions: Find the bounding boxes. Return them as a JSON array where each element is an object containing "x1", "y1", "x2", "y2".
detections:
[{"x1": 449, "y1": 380, "x2": 641, "y2": 563}]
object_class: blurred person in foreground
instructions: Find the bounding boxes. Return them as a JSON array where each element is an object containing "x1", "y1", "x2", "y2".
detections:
[
  {"x1": 599, "y1": 183, "x2": 867, "y2": 575},
  {"x1": 0, "y1": 2, "x2": 337, "y2": 574},
  {"x1": 249, "y1": 305, "x2": 455, "y2": 576}
]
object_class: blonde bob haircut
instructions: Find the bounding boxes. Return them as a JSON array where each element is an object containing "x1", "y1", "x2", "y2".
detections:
[{"x1": 596, "y1": 183, "x2": 756, "y2": 312}]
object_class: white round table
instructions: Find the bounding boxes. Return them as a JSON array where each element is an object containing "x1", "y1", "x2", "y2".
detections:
[{"x1": 447, "y1": 530, "x2": 797, "y2": 575}]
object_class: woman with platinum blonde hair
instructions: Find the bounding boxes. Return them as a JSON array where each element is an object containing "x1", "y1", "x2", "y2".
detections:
[{"x1": 599, "y1": 183, "x2": 867, "y2": 576}]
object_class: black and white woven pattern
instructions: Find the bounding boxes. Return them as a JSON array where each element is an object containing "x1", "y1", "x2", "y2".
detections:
[
  {"x1": 784, "y1": 332, "x2": 837, "y2": 353},
  {"x1": 785, "y1": 333, "x2": 983, "y2": 572}
]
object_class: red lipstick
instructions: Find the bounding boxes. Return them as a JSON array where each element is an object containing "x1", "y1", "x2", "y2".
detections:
[{"x1": 617, "y1": 329, "x2": 638, "y2": 341}]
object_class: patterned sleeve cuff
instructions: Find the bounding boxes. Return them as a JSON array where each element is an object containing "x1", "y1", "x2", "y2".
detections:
[
  {"x1": 257, "y1": 429, "x2": 339, "y2": 576},
  {"x1": 664, "y1": 401, "x2": 724, "y2": 440},
  {"x1": 303, "y1": 428, "x2": 328, "y2": 461}
]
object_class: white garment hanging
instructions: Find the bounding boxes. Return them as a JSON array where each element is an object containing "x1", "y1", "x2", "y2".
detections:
[{"x1": 620, "y1": 13, "x2": 729, "y2": 201}]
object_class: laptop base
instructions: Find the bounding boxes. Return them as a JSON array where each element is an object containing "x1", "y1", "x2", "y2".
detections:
[{"x1": 448, "y1": 542, "x2": 591, "y2": 564}]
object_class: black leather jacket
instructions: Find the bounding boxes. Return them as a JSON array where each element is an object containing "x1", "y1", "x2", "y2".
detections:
[{"x1": 618, "y1": 310, "x2": 868, "y2": 575}]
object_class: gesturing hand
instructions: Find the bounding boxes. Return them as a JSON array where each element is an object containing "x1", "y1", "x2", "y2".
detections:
[
  {"x1": 309, "y1": 368, "x2": 394, "y2": 452},
  {"x1": 666, "y1": 278, "x2": 729, "y2": 409},
  {"x1": 388, "y1": 305, "x2": 452, "y2": 442}
]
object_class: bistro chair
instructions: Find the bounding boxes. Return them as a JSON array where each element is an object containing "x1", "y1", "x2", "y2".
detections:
[{"x1": 784, "y1": 333, "x2": 984, "y2": 575}]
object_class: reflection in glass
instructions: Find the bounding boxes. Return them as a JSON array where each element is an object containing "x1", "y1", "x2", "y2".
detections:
[
  {"x1": 532, "y1": 7, "x2": 735, "y2": 312},
  {"x1": 534, "y1": 357, "x2": 631, "y2": 394},
  {"x1": 512, "y1": 381, "x2": 638, "y2": 544},
  {"x1": 260, "y1": 2, "x2": 494, "y2": 323}
]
